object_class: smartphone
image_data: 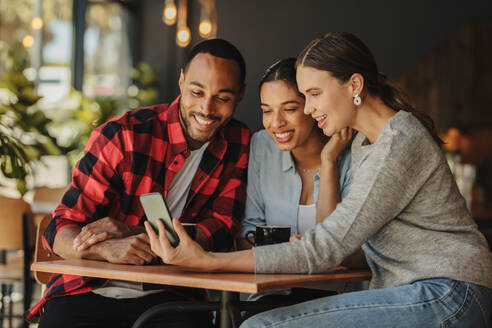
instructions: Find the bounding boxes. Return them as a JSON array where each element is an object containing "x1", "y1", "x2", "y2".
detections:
[{"x1": 139, "y1": 192, "x2": 179, "y2": 247}]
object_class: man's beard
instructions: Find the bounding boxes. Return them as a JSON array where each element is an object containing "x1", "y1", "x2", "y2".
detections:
[{"x1": 178, "y1": 101, "x2": 233, "y2": 148}]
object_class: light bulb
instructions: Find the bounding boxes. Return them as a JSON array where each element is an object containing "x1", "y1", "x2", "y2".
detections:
[
  {"x1": 176, "y1": 26, "x2": 190, "y2": 47},
  {"x1": 199, "y1": 19, "x2": 212, "y2": 38},
  {"x1": 31, "y1": 17, "x2": 44, "y2": 30},
  {"x1": 163, "y1": 4, "x2": 177, "y2": 25},
  {"x1": 22, "y1": 35, "x2": 34, "y2": 48}
]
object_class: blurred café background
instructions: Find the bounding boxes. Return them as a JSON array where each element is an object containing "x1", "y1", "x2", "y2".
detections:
[{"x1": 0, "y1": 0, "x2": 491, "y2": 326}]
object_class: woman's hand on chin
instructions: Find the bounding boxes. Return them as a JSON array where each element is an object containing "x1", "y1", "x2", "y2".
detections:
[
  {"x1": 144, "y1": 219, "x2": 213, "y2": 270},
  {"x1": 321, "y1": 127, "x2": 353, "y2": 164}
]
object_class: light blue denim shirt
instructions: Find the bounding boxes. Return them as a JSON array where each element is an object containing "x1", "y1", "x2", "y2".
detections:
[{"x1": 240, "y1": 130, "x2": 352, "y2": 238}]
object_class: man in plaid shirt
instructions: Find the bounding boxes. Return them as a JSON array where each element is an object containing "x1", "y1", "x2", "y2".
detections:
[{"x1": 28, "y1": 39, "x2": 251, "y2": 328}]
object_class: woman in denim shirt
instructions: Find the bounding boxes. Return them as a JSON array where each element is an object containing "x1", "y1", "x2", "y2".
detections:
[
  {"x1": 236, "y1": 58, "x2": 355, "y2": 304},
  {"x1": 238, "y1": 58, "x2": 353, "y2": 246}
]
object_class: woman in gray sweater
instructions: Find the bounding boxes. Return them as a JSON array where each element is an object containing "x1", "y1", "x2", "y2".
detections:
[{"x1": 145, "y1": 32, "x2": 492, "y2": 327}]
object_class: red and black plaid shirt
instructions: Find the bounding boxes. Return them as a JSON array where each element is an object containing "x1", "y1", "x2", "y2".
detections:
[{"x1": 27, "y1": 96, "x2": 251, "y2": 322}]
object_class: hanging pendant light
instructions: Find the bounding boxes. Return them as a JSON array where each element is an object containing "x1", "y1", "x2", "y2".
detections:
[
  {"x1": 198, "y1": 0, "x2": 217, "y2": 39},
  {"x1": 31, "y1": 17, "x2": 44, "y2": 30},
  {"x1": 199, "y1": 19, "x2": 212, "y2": 38},
  {"x1": 162, "y1": 0, "x2": 218, "y2": 46},
  {"x1": 22, "y1": 35, "x2": 35, "y2": 47},
  {"x1": 162, "y1": 0, "x2": 177, "y2": 25},
  {"x1": 176, "y1": 0, "x2": 190, "y2": 47}
]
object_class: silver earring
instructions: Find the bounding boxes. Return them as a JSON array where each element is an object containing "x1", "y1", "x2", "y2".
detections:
[{"x1": 353, "y1": 93, "x2": 361, "y2": 106}]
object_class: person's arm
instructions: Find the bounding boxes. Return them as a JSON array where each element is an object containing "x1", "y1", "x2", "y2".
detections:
[
  {"x1": 73, "y1": 217, "x2": 145, "y2": 251},
  {"x1": 316, "y1": 162, "x2": 340, "y2": 223},
  {"x1": 318, "y1": 129, "x2": 367, "y2": 268},
  {"x1": 316, "y1": 127, "x2": 353, "y2": 223},
  {"x1": 147, "y1": 129, "x2": 439, "y2": 275},
  {"x1": 53, "y1": 225, "x2": 154, "y2": 265},
  {"x1": 253, "y1": 130, "x2": 442, "y2": 274},
  {"x1": 53, "y1": 225, "x2": 101, "y2": 260},
  {"x1": 340, "y1": 247, "x2": 368, "y2": 268},
  {"x1": 43, "y1": 121, "x2": 153, "y2": 264},
  {"x1": 146, "y1": 218, "x2": 255, "y2": 272}
]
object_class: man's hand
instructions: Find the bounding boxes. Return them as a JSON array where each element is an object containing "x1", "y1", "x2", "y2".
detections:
[
  {"x1": 321, "y1": 127, "x2": 353, "y2": 164},
  {"x1": 73, "y1": 217, "x2": 144, "y2": 251},
  {"x1": 91, "y1": 233, "x2": 156, "y2": 265}
]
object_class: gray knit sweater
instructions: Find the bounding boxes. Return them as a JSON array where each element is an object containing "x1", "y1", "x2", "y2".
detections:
[{"x1": 254, "y1": 111, "x2": 492, "y2": 290}]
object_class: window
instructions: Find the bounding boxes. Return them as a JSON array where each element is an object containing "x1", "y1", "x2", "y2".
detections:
[{"x1": 83, "y1": 2, "x2": 132, "y2": 99}]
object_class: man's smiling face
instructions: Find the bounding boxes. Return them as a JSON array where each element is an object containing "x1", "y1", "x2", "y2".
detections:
[{"x1": 178, "y1": 53, "x2": 244, "y2": 150}]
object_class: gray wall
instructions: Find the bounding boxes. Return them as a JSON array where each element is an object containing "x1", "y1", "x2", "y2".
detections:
[{"x1": 139, "y1": 0, "x2": 492, "y2": 132}]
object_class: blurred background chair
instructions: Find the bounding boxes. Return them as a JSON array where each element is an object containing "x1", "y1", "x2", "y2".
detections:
[
  {"x1": 31, "y1": 187, "x2": 66, "y2": 227},
  {"x1": 0, "y1": 196, "x2": 35, "y2": 328},
  {"x1": 33, "y1": 214, "x2": 61, "y2": 286}
]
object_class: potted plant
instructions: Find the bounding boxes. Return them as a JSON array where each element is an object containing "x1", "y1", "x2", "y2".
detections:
[{"x1": 0, "y1": 41, "x2": 61, "y2": 195}]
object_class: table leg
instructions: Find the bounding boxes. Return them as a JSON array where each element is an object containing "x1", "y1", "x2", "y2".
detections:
[{"x1": 220, "y1": 291, "x2": 240, "y2": 328}]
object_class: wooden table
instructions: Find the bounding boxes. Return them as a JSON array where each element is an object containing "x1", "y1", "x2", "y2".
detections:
[{"x1": 32, "y1": 259, "x2": 371, "y2": 328}]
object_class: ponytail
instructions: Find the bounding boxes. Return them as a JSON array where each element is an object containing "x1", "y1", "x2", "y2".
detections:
[{"x1": 373, "y1": 73, "x2": 443, "y2": 145}]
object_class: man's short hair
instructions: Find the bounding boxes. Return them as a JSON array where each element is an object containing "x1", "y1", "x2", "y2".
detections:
[{"x1": 183, "y1": 39, "x2": 246, "y2": 86}]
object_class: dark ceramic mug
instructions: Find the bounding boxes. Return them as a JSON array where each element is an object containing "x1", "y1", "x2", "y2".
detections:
[{"x1": 246, "y1": 225, "x2": 291, "y2": 246}]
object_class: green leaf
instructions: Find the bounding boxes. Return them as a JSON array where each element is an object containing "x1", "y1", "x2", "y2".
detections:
[
  {"x1": 16, "y1": 179, "x2": 27, "y2": 196},
  {"x1": 10, "y1": 72, "x2": 30, "y2": 88},
  {"x1": 0, "y1": 78, "x2": 20, "y2": 95},
  {"x1": 19, "y1": 87, "x2": 42, "y2": 106}
]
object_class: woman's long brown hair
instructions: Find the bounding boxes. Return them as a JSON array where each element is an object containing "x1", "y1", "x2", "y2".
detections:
[{"x1": 296, "y1": 32, "x2": 443, "y2": 145}]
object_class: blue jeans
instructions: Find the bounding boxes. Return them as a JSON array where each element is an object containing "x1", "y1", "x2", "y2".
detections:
[{"x1": 240, "y1": 279, "x2": 492, "y2": 328}]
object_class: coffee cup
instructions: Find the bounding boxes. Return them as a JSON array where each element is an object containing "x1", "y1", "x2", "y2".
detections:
[{"x1": 245, "y1": 225, "x2": 291, "y2": 246}]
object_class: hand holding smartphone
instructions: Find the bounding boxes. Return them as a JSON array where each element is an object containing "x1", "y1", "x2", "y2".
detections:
[{"x1": 139, "y1": 192, "x2": 180, "y2": 247}]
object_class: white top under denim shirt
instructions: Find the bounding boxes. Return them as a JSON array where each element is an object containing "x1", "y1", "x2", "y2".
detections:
[
  {"x1": 240, "y1": 130, "x2": 352, "y2": 238},
  {"x1": 240, "y1": 130, "x2": 353, "y2": 300}
]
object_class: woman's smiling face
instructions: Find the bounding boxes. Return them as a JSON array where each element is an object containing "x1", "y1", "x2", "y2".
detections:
[
  {"x1": 296, "y1": 65, "x2": 354, "y2": 137},
  {"x1": 260, "y1": 80, "x2": 316, "y2": 151}
]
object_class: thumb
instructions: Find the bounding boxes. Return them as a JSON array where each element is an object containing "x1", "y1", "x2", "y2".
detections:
[{"x1": 172, "y1": 218, "x2": 189, "y2": 241}]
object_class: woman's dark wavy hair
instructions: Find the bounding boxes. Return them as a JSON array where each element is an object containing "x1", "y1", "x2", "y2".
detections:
[
  {"x1": 296, "y1": 32, "x2": 442, "y2": 145},
  {"x1": 259, "y1": 57, "x2": 302, "y2": 96}
]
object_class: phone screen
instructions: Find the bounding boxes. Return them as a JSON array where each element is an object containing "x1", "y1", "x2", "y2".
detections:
[{"x1": 139, "y1": 192, "x2": 179, "y2": 247}]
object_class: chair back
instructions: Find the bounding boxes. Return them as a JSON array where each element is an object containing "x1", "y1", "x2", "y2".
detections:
[
  {"x1": 32, "y1": 186, "x2": 67, "y2": 226},
  {"x1": 0, "y1": 196, "x2": 36, "y2": 319},
  {"x1": 0, "y1": 195, "x2": 33, "y2": 250},
  {"x1": 32, "y1": 187, "x2": 67, "y2": 203},
  {"x1": 34, "y1": 214, "x2": 61, "y2": 284}
]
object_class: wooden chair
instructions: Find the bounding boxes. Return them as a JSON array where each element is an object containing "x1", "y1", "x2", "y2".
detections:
[
  {"x1": 32, "y1": 187, "x2": 66, "y2": 204},
  {"x1": 33, "y1": 214, "x2": 61, "y2": 285},
  {"x1": 0, "y1": 196, "x2": 35, "y2": 328},
  {"x1": 32, "y1": 187, "x2": 67, "y2": 227}
]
